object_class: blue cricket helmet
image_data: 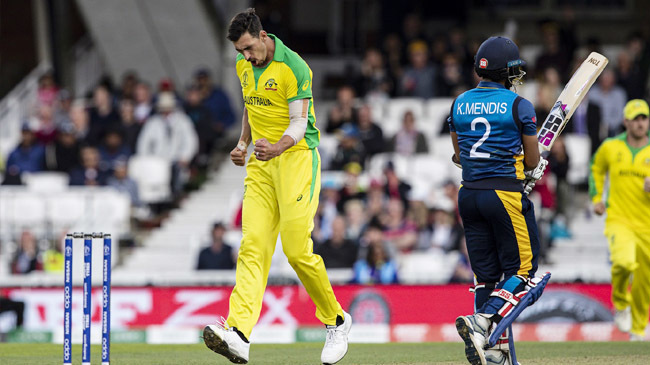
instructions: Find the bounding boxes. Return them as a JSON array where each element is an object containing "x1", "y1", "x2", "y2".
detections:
[
  {"x1": 474, "y1": 36, "x2": 526, "y2": 88},
  {"x1": 474, "y1": 36, "x2": 525, "y2": 71}
]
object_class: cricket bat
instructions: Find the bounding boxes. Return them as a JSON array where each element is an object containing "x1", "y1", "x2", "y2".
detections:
[{"x1": 537, "y1": 52, "x2": 609, "y2": 152}]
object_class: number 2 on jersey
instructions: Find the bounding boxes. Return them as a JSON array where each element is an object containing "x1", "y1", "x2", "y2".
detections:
[{"x1": 470, "y1": 117, "x2": 491, "y2": 158}]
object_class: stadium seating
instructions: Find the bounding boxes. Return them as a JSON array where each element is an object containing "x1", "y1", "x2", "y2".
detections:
[
  {"x1": 563, "y1": 133, "x2": 592, "y2": 185},
  {"x1": 128, "y1": 155, "x2": 172, "y2": 203}
]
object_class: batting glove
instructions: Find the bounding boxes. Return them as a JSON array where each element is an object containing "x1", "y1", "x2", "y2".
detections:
[{"x1": 523, "y1": 157, "x2": 548, "y2": 195}]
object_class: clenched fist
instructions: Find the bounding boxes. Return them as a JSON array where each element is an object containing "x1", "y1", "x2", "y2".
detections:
[{"x1": 231, "y1": 141, "x2": 248, "y2": 166}]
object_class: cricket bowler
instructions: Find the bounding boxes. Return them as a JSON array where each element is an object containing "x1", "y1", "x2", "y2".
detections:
[{"x1": 202, "y1": 8, "x2": 352, "y2": 365}]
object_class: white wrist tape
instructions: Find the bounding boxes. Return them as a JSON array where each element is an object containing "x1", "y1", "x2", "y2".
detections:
[{"x1": 283, "y1": 99, "x2": 308, "y2": 145}]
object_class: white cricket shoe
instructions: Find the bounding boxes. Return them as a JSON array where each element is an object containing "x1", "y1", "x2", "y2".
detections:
[
  {"x1": 630, "y1": 333, "x2": 644, "y2": 341},
  {"x1": 203, "y1": 320, "x2": 250, "y2": 364},
  {"x1": 321, "y1": 311, "x2": 352, "y2": 364},
  {"x1": 456, "y1": 314, "x2": 491, "y2": 365},
  {"x1": 614, "y1": 307, "x2": 631, "y2": 333},
  {"x1": 485, "y1": 349, "x2": 510, "y2": 365}
]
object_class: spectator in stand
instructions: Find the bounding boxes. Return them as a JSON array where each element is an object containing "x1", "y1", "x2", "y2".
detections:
[
  {"x1": 197, "y1": 222, "x2": 235, "y2": 270},
  {"x1": 448, "y1": 26, "x2": 473, "y2": 71},
  {"x1": 382, "y1": 34, "x2": 405, "y2": 96},
  {"x1": 33, "y1": 104, "x2": 58, "y2": 145},
  {"x1": 548, "y1": 136, "x2": 571, "y2": 214},
  {"x1": 44, "y1": 123, "x2": 81, "y2": 174},
  {"x1": 315, "y1": 215, "x2": 358, "y2": 269},
  {"x1": 3, "y1": 122, "x2": 45, "y2": 185},
  {"x1": 450, "y1": 236, "x2": 473, "y2": 284},
  {"x1": 357, "y1": 48, "x2": 392, "y2": 102},
  {"x1": 398, "y1": 40, "x2": 437, "y2": 98},
  {"x1": 11, "y1": 230, "x2": 42, "y2": 274},
  {"x1": 589, "y1": 69, "x2": 628, "y2": 137},
  {"x1": 382, "y1": 198, "x2": 418, "y2": 253},
  {"x1": 356, "y1": 105, "x2": 385, "y2": 160},
  {"x1": 419, "y1": 205, "x2": 463, "y2": 253},
  {"x1": 194, "y1": 68, "x2": 235, "y2": 132},
  {"x1": 383, "y1": 161, "x2": 411, "y2": 210},
  {"x1": 107, "y1": 158, "x2": 141, "y2": 208},
  {"x1": 336, "y1": 162, "x2": 366, "y2": 213},
  {"x1": 353, "y1": 224, "x2": 398, "y2": 284},
  {"x1": 98, "y1": 127, "x2": 131, "y2": 171},
  {"x1": 86, "y1": 85, "x2": 120, "y2": 146},
  {"x1": 400, "y1": 13, "x2": 428, "y2": 58},
  {"x1": 326, "y1": 86, "x2": 357, "y2": 134},
  {"x1": 437, "y1": 52, "x2": 469, "y2": 97},
  {"x1": 117, "y1": 71, "x2": 138, "y2": 100},
  {"x1": 389, "y1": 110, "x2": 428, "y2": 155},
  {"x1": 534, "y1": 19, "x2": 576, "y2": 81},
  {"x1": 133, "y1": 82, "x2": 154, "y2": 124},
  {"x1": 37, "y1": 71, "x2": 59, "y2": 106},
  {"x1": 184, "y1": 84, "x2": 218, "y2": 169},
  {"x1": 535, "y1": 67, "x2": 563, "y2": 123},
  {"x1": 136, "y1": 92, "x2": 198, "y2": 197},
  {"x1": 53, "y1": 89, "x2": 73, "y2": 126},
  {"x1": 42, "y1": 238, "x2": 64, "y2": 273},
  {"x1": 330, "y1": 125, "x2": 366, "y2": 171},
  {"x1": 344, "y1": 199, "x2": 367, "y2": 243},
  {"x1": 618, "y1": 32, "x2": 650, "y2": 100},
  {"x1": 316, "y1": 180, "x2": 340, "y2": 242},
  {"x1": 118, "y1": 98, "x2": 142, "y2": 153},
  {"x1": 69, "y1": 146, "x2": 109, "y2": 186},
  {"x1": 365, "y1": 179, "x2": 386, "y2": 221},
  {"x1": 69, "y1": 100, "x2": 89, "y2": 141}
]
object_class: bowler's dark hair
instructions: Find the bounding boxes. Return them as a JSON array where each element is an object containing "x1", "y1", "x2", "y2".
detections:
[{"x1": 227, "y1": 8, "x2": 262, "y2": 42}]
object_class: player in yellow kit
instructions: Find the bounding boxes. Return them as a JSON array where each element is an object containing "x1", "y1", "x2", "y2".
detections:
[
  {"x1": 590, "y1": 99, "x2": 650, "y2": 341},
  {"x1": 202, "y1": 8, "x2": 351, "y2": 364}
]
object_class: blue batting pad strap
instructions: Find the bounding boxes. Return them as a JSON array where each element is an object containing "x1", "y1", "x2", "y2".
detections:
[
  {"x1": 488, "y1": 272, "x2": 551, "y2": 348},
  {"x1": 501, "y1": 275, "x2": 524, "y2": 293}
]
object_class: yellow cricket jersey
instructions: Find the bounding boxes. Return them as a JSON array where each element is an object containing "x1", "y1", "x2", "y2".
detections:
[
  {"x1": 589, "y1": 132, "x2": 650, "y2": 232},
  {"x1": 236, "y1": 34, "x2": 319, "y2": 152}
]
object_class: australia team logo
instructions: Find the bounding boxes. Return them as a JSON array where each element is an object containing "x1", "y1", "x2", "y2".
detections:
[
  {"x1": 264, "y1": 78, "x2": 277, "y2": 91},
  {"x1": 241, "y1": 72, "x2": 249, "y2": 88}
]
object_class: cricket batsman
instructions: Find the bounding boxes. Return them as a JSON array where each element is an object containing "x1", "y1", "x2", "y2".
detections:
[
  {"x1": 590, "y1": 98, "x2": 650, "y2": 341},
  {"x1": 448, "y1": 36, "x2": 547, "y2": 365},
  {"x1": 202, "y1": 8, "x2": 352, "y2": 364}
]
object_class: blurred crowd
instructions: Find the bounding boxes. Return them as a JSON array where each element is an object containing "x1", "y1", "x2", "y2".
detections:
[
  {"x1": 2, "y1": 68, "x2": 236, "y2": 275},
  {"x1": 2, "y1": 68, "x2": 235, "y2": 203},
  {"x1": 4, "y1": 13, "x2": 650, "y2": 283}
]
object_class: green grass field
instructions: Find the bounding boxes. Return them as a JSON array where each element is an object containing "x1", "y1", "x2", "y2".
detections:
[{"x1": 2, "y1": 342, "x2": 649, "y2": 364}]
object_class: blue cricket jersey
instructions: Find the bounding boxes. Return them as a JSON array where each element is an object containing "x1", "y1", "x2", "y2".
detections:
[{"x1": 448, "y1": 81, "x2": 537, "y2": 191}]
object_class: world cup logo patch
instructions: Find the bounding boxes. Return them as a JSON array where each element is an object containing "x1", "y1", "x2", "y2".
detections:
[{"x1": 479, "y1": 58, "x2": 488, "y2": 69}]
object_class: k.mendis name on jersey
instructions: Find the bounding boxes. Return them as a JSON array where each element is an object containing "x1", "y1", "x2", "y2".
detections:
[
  {"x1": 456, "y1": 102, "x2": 508, "y2": 115},
  {"x1": 244, "y1": 96, "x2": 273, "y2": 106}
]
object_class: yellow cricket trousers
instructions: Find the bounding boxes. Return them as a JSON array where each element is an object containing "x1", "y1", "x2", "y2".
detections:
[
  {"x1": 226, "y1": 148, "x2": 343, "y2": 338},
  {"x1": 606, "y1": 224, "x2": 650, "y2": 337}
]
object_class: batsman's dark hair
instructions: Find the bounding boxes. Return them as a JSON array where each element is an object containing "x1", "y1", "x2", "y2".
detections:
[{"x1": 227, "y1": 8, "x2": 263, "y2": 42}]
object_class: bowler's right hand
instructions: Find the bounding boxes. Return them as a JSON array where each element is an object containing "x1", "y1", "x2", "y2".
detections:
[
  {"x1": 593, "y1": 201, "x2": 606, "y2": 216},
  {"x1": 231, "y1": 142, "x2": 248, "y2": 166}
]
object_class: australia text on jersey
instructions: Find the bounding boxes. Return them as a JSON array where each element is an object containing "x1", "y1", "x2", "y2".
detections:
[
  {"x1": 243, "y1": 96, "x2": 273, "y2": 106},
  {"x1": 456, "y1": 102, "x2": 508, "y2": 115}
]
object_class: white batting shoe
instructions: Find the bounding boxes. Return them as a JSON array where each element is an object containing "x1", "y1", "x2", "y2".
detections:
[
  {"x1": 456, "y1": 314, "x2": 491, "y2": 365},
  {"x1": 614, "y1": 307, "x2": 631, "y2": 333},
  {"x1": 485, "y1": 349, "x2": 510, "y2": 365},
  {"x1": 321, "y1": 311, "x2": 352, "y2": 364},
  {"x1": 203, "y1": 320, "x2": 249, "y2": 364}
]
